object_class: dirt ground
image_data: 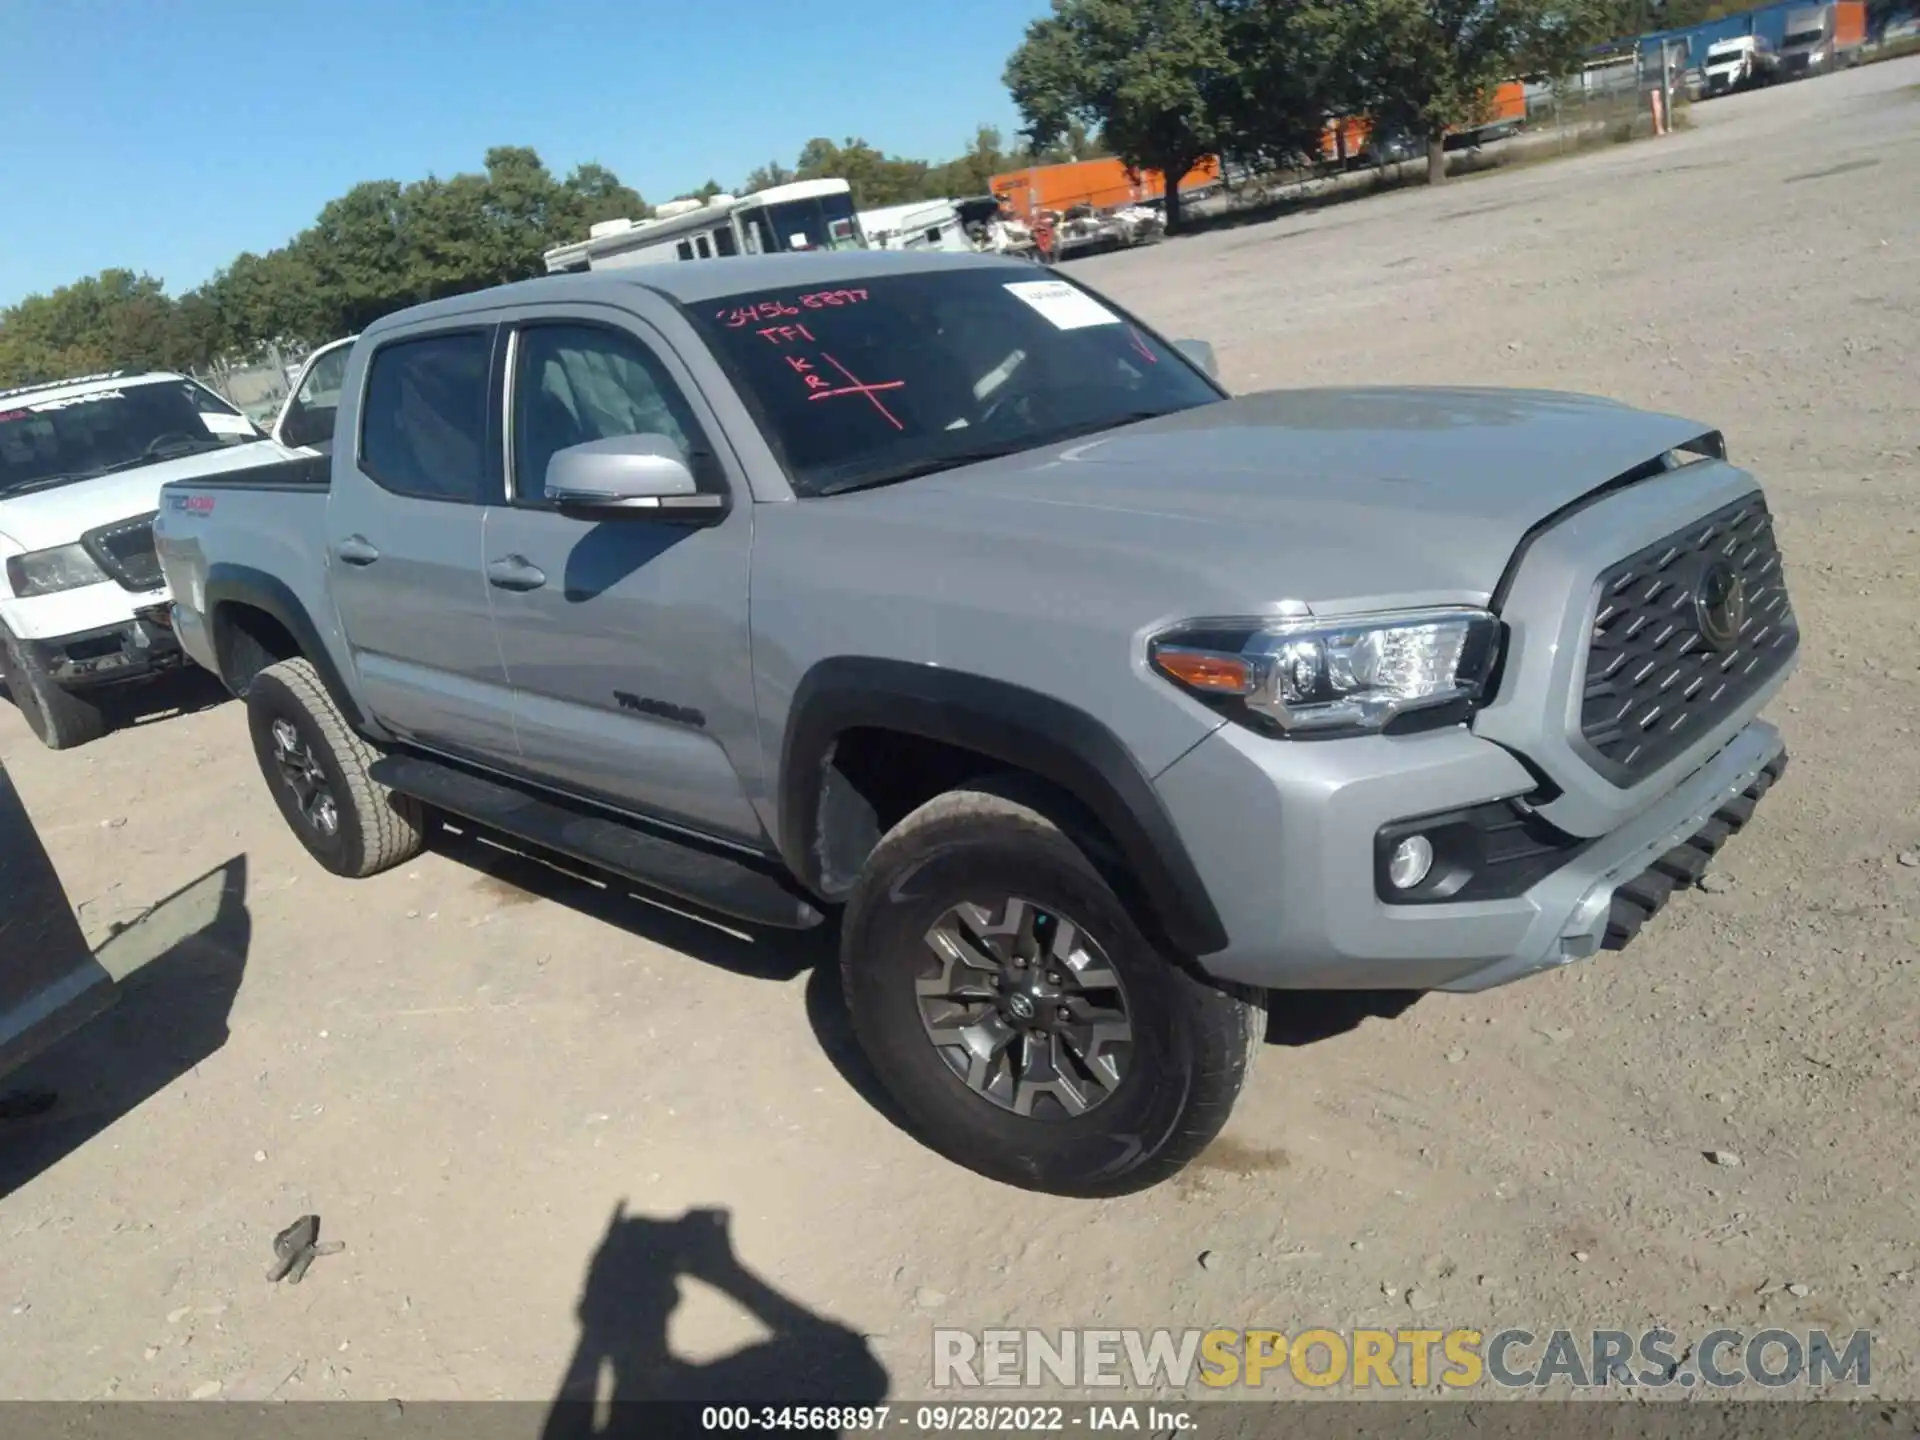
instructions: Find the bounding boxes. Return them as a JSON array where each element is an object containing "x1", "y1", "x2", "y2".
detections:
[{"x1": 3, "y1": 59, "x2": 1917, "y2": 1409}]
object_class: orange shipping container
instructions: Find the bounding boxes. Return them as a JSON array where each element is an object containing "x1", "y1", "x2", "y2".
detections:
[
  {"x1": 1319, "y1": 80, "x2": 1526, "y2": 165},
  {"x1": 989, "y1": 156, "x2": 1219, "y2": 222},
  {"x1": 1836, "y1": 0, "x2": 1865, "y2": 49}
]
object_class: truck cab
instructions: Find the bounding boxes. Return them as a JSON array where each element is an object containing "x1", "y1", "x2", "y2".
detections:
[
  {"x1": 1703, "y1": 34, "x2": 1775, "y2": 93},
  {"x1": 1780, "y1": 1, "x2": 1867, "y2": 74},
  {"x1": 270, "y1": 335, "x2": 359, "y2": 456}
]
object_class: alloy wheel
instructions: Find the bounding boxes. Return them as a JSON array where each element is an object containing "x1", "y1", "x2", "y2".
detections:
[
  {"x1": 270, "y1": 717, "x2": 339, "y2": 837},
  {"x1": 915, "y1": 896, "x2": 1134, "y2": 1118}
]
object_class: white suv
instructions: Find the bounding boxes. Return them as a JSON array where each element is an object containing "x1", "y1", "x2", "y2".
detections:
[{"x1": 0, "y1": 370, "x2": 288, "y2": 748}]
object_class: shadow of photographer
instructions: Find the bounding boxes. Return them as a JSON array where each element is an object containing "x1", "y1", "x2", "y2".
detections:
[{"x1": 542, "y1": 1204, "x2": 888, "y2": 1439}]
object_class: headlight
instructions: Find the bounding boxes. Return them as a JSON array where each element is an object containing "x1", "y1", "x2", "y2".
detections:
[
  {"x1": 1150, "y1": 608, "x2": 1502, "y2": 736},
  {"x1": 5, "y1": 543, "x2": 110, "y2": 598}
]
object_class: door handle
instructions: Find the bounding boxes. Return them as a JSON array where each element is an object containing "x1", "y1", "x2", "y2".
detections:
[
  {"x1": 487, "y1": 555, "x2": 547, "y2": 592},
  {"x1": 335, "y1": 535, "x2": 380, "y2": 566}
]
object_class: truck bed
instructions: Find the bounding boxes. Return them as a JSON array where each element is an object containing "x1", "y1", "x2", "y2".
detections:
[
  {"x1": 153, "y1": 454, "x2": 338, "y2": 684},
  {"x1": 169, "y1": 451, "x2": 331, "y2": 492}
]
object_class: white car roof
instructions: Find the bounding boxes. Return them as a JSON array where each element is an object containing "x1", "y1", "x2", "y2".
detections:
[{"x1": 0, "y1": 371, "x2": 188, "y2": 410}]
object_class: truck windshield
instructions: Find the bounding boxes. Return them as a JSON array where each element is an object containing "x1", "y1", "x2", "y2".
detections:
[
  {"x1": 1784, "y1": 28, "x2": 1824, "y2": 43},
  {"x1": 0, "y1": 379, "x2": 258, "y2": 498},
  {"x1": 690, "y1": 268, "x2": 1223, "y2": 498},
  {"x1": 762, "y1": 193, "x2": 865, "y2": 252}
]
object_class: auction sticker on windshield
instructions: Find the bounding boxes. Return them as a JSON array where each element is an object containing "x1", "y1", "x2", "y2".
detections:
[
  {"x1": 199, "y1": 412, "x2": 256, "y2": 437},
  {"x1": 1004, "y1": 279, "x2": 1120, "y2": 331}
]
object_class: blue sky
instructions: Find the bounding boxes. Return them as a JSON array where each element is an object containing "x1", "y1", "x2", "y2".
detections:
[{"x1": 0, "y1": 0, "x2": 1050, "y2": 307}]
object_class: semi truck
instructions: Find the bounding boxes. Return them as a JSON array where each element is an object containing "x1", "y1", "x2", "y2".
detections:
[
  {"x1": 1703, "y1": 34, "x2": 1778, "y2": 93},
  {"x1": 987, "y1": 156, "x2": 1219, "y2": 225},
  {"x1": 1780, "y1": 1, "x2": 1867, "y2": 75}
]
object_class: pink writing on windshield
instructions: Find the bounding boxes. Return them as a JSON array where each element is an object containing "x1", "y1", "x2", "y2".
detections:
[
  {"x1": 797, "y1": 288, "x2": 868, "y2": 309},
  {"x1": 717, "y1": 289, "x2": 869, "y2": 329},
  {"x1": 805, "y1": 353, "x2": 905, "y2": 431},
  {"x1": 757, "y1": 323, "x2": 818, "y2": 346},
  {"x1": 718, "y1": 300, "x2": 799, "y2": 328}
]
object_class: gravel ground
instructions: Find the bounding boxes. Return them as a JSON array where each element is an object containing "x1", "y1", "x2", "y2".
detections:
[{"x1": 2, "y1": 58, "x2": 1916, "y2": 1408}]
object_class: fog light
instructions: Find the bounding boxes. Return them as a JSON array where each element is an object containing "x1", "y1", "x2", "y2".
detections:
[{"x1": 1388, "y1": 835, "x2": 1435, "y2": 890}]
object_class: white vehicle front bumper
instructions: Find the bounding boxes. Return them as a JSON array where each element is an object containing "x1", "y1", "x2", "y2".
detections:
[{"x1": 2, "y1": 581, "x2": 182, "y2": 688}]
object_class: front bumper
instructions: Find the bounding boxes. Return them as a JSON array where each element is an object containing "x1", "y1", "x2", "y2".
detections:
[
  {"x1": 1154, "y1": 717, "x2": 1786, "y2": 993},
  {"x1": 20, "y1": 609, "x2": 183, "y2": 689}
]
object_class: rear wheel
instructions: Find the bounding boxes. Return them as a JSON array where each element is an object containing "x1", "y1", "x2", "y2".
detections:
[
  {"x1": 0, "y1": 621, "x2": 108, "y2": 750},
  {"x1": 246, "y1": 657, "x2": 425, "y2": 877},
  {"x1": 841, "y1": 788, "x2": 1259, "y2": 1196}
]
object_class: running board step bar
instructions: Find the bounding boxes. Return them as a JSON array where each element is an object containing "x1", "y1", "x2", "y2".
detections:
[{"x1": 369, "y1": 754, "x2": 825, "y2": 930}]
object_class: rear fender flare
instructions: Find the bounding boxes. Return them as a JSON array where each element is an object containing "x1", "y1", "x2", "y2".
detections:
[{"x1": 203, "y1": 564, "x2": 382, "y2": 738}]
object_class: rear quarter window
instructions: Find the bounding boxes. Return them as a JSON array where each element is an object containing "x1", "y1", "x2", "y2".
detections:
[{"x1": 358, "y1": 331, "x2": 494, "y2": 503}]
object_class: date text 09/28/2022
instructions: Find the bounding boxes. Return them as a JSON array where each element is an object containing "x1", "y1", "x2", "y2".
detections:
[{"x1": 698, "y1": 1405, "x2": 1193, "y2": 1433}]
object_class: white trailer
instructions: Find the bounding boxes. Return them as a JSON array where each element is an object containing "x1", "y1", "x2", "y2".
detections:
[
  {"x1": 543, "y1": 179, "x2": 866, "y2": 274},
  {"x1": 856, "y1": 199, "x2": 972, "y2": 253}
]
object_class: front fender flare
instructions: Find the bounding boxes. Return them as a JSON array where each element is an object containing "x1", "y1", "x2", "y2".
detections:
[{"x1": 777, "y1": 657, "x2": 1229, "y2": 957}]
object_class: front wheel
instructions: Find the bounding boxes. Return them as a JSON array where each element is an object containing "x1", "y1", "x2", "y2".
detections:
[
  {"x1": 0, "y1": 620, "x2": 108, "y2": 750},
  {"x1": 841, "y1": 788, "x2": 1260, "y2": 1196},
  {"x1": 246, "y1": 657, "x2": 425, "y2": 878}
]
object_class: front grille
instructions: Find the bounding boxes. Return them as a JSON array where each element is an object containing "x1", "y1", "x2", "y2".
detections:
[
  {"x1": 80, "y1": 511, "x2": 162, "y2": 593},
  {"x1": 1579, "y1": 494, "x2": 1797, "y2": 784}
]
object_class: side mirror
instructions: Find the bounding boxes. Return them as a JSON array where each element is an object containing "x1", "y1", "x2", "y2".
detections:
[
  {"x1": 544, "y1": 433, "x2": 725, "y2": 517},
  {"x1": 1174, "y1": 338, "x2": 1220, "y2": 381},
  {"x1": 277, "y1": 399, "x2": 335, "y2": 452}
]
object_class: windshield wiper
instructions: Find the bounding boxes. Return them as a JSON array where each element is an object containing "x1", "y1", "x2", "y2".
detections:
[
  {"x1": 811, "y1": 410, "x2": 1182, "y2": 498},
  {"x1": 1, "y1": 471, "x2": 99, "y2": 498},
  {"x1": 814, "y1": 442, "x2": 1038, "y2": 497},
  {"x1": 91, "y1": 440, "x2": 229, "y2": 476}
]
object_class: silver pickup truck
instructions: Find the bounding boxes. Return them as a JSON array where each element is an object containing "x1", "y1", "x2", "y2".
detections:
[{"x1": 154, "y1": 251, "x2": 1797, "y2": 1195}]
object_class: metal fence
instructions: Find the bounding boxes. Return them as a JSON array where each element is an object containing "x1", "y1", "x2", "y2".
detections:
[{"x1": 191, "y1": 342, "x2": 306, "y2": 427}]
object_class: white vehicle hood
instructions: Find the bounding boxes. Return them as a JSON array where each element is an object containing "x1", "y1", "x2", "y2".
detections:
[{"x1": 0, "y1": 441, "x2": 289, "y2": 553}]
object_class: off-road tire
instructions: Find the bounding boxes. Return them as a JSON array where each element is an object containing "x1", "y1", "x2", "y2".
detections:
[
  {"x1": 246, "y1": 656, "x2": 424, "y2": 878},
  {"x1": 841, "y1": 788, "x2": 1260, "y2": 1197},
  {"x1": 0, "y1": 620, "x2": 109, "y2": 750}
]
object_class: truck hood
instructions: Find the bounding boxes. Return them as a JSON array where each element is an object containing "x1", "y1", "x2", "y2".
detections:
[
  {"x1": 0, "y1": 441, "x2": 288, "y2": 553},
  {"x1": 892, "y1": 387, "x2": 1717, "y2": 609}
]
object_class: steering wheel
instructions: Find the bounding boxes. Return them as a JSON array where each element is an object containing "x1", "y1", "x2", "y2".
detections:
[{"x1": 143, "y1": 432, "x2": 202, "y2": 458}]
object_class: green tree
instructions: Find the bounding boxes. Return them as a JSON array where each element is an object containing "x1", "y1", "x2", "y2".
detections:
[
  {"x1": 560, "y1": 162, "x2": 648, "y2": 230},
  {"x1": 0, "y1": 270, "x2": 187, "y2": 386},
  {"x1": 793, "y1": 138, "x2": 933, "y2": 208},
  {"x1": 1215, "y1": 0, "x2": 1360, "y2": 174},
  {"x1": 1037, "y1": 118, "x2": 1113, "y2": 163},
  {"x1": 1004, "y1": 0, "x2": 1233, "y2": 231},
  {"x1": 2, "y1": 144, "x2": 655, "y2": 383},
  {"x1": 741, "y1": 159, "x2": 796, "y2": 193},
  {"x1": 1344, "y1": 0, "x2": 1610, "y2": 184}
]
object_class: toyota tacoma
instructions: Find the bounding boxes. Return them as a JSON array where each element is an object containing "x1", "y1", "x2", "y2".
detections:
[{"x1": 152, "y1": 252, "x2": 1798, "y2": 1195}]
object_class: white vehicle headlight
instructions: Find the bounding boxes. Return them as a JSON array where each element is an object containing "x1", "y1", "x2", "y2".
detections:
[
  {"x1": 5, "y1": 543, "x2": 110, "y2": 598},
  {"x1": 1150, "y1": 608, "x2": 1503, "y2": 736}
]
